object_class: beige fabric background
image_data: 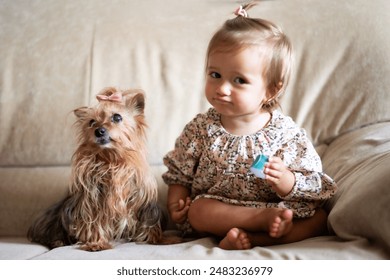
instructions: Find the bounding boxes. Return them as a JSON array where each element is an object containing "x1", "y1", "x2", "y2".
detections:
[{"x1": 0, "y1": 0, "x2": 389, "y2": 259}]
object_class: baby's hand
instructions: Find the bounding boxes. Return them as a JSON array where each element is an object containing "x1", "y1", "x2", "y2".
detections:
[
  {"x1": 168, "y1": 197, "x2": 191, "y2": 224},
  {"x1": 264, "y1": 157, "x2": 295, "y2": 197}
]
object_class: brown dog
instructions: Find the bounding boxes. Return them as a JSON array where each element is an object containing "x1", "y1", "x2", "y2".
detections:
[{"x1": 28, "y1": 87, "x2": 167, "y2": 251}]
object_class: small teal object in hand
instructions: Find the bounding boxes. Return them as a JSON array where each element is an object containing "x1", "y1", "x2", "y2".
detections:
[{"x1": 250, "y1": 154, "x2": 269, "y2": 179}]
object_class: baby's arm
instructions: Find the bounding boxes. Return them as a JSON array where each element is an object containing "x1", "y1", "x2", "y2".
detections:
[
  {"x1": 264, "y1": 156, "x2": 295, "y2": 197},
  {"x1": 167, "y1": 184, "x2": 191, "y2": 224},
  {"x1": 264, "y1": 126, "x2": 337, "y2": 201}
]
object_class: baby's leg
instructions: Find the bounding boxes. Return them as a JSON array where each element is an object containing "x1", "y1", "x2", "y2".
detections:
[
  {"x1": 220, "y1": 208, "x2": 328, "y2": 250},
  {"x1": 187, "y1": 198, "x2": 293, "y2": 237},
  {"x1": 218, "y1": 210, "x2": 293, "y2": 250}
]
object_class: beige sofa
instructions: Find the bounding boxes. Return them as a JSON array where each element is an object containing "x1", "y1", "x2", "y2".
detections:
[{"x1": 1, "y1": 0, "x2": 389, "y2": 260}]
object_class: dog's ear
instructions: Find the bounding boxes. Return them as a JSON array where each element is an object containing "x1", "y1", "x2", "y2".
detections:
[
  {"x1": 123, "y1": 90, "x2": 145, "y2": 116},
  {"x1": 73, "y1": 106, "x2": 91, "y2": 119}
]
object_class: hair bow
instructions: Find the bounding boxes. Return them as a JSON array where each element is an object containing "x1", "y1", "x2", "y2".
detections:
[
  {"x1": 96, "y1": 91, "x2": 123, "y2": 103},
  {"x1": 234, "y1": 5, "x2": 248, "y2": 17}
]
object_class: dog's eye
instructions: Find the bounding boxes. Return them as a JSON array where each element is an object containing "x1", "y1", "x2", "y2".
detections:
[
  {"x1": 112, "y1": 113, "x2": 122, "y2": 123},
  {"x1": 89, "y1": 119, "x2": 96, "y2": 127}
]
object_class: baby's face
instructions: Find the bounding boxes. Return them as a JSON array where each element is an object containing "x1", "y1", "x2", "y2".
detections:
[{"x1": 205, "y1": 46, "x2": 268, "y2": 118}]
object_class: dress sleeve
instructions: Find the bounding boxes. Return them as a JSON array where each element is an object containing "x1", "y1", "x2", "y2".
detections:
[
  {"x1": 275, "y1": 128, "x2": 337, "y2": 202},
  {"x1": 162, "y1": 114, "x2": 205, "y2": 189}
]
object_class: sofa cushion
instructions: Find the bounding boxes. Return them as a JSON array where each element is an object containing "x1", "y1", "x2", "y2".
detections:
[
  {"x1": 0, "y1": 167, "x2": 69, "y2": 236},
  {"x1": 324, "y1": 123, "x2": 390, "y2": 251}
]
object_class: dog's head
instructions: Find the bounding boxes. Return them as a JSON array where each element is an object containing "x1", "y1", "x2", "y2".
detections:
[{"x1": 73, "y1": 87, "x2": 147, "y2": 153}]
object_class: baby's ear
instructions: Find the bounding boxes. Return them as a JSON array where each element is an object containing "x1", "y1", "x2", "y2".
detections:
[
  {"x1": 123, "y1": 89, "x2": 145, "y2": 116},
  {"x1": 73, "y1": 106, "x2": 92, "y2": 119}
]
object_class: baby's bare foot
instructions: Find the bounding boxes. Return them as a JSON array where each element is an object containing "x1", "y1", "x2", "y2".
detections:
[
  {"x1": 269, "y1": 209, "x2": 293, "y2": 238},
  {"x1": 219, "y1": 228, "x2": 251, "y2": 250}
]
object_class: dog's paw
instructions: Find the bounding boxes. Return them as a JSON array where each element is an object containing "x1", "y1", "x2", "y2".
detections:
[
  {"x1": 156, "y1": 232, "x2": 185, "y2": 245},
  {"x1": 79, "y1": 241, "x2": 112, "y2": 251},
  {"x1": 160, "y1": 235, "x2": 184, "y2": 245},
  {"x1": 49, "y1": 240, "x2": 66, "y2": 249}
]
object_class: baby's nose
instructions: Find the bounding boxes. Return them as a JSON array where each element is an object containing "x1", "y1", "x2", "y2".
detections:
[{"x1": 217, "y1": 82, "x2": 231, "y2": 96}]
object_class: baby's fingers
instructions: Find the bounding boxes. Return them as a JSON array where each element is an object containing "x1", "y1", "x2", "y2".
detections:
[
  {"x1": 177, "y1": 199, "x2": 185, "y2": 210},
  {"x1": 176, "y1": 205, "x2": 190, "y2": 223},
  {"x1": 178, "y1": 197, "x2": 191, "y2": 210},
  {"x1": 264, "y1": 167, "x2": 282, "y2": 179},
  {"x1": 266, "y1": 157, "x2": 286, "y2": 172}
]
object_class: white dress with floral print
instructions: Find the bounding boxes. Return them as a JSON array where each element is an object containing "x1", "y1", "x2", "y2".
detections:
[{"x1": 163, "y1": 108, "x2": 337, "y2": 233}]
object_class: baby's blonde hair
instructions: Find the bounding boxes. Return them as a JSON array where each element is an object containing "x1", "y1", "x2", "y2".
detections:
[{"x1": 206, "y1": 2, "x2": 293, "y2": 111}]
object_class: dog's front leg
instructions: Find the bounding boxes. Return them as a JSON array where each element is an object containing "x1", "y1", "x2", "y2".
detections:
[
  {"x1": 74, "y1": 222, "x2": 112, "y2": 251},
  {"x1": 79, "y1": 240, "x2": 112, "y2": 251},
  {"x1": 77, "y1": 227, "x2": 112, "y2": 251}
]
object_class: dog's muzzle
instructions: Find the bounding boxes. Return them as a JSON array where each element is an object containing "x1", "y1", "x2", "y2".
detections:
[{"x1": 95, "y1": 127, "x2": 111, "y2": 145}]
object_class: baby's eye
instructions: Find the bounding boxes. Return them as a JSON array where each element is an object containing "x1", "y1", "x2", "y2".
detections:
[
  {"x1": 209, "y1": 72, "x2": 221, "y2": 79},
  {"x1": 89, "y1": 119, "x2": 96, "y2": 127},
  {"x1": 234, "y1": 77, "x2": 247, "y2": 84},
  {"x1": 112, "y1": 113, "x2": 123, "y2": 123}
]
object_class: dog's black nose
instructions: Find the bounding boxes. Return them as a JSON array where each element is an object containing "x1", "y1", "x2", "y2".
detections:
[{"x1": 95, "y1": 127, "x2": 107, "y2": 137}]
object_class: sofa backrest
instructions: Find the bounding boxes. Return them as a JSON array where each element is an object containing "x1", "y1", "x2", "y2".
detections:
[{"x1": 1, "y1": 0, "x2": 389, "y2": 169}]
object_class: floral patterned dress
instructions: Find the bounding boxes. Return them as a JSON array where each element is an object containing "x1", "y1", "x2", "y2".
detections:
[{"x1": 163, "y1": 108, "x2": 337, "y2": 233}]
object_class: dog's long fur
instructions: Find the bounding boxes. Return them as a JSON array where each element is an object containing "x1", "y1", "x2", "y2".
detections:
[{"x1": 28, "y1": 87, "x2": 166, "y2": 251}]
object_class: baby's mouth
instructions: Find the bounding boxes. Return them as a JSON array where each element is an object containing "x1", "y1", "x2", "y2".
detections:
[{"x1": 214, "y1": 98, "x2": 230, "y2": 104}]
